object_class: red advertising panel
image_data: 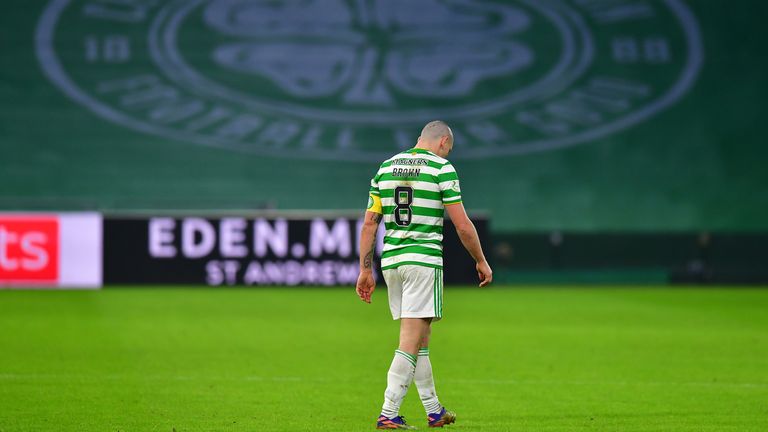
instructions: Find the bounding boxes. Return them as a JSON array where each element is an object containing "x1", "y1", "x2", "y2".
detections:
[{"x1": 0, "y1": 216, "x2": 60, "y2": 283}]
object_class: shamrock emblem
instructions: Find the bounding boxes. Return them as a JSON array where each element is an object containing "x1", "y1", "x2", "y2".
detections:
[{"x1": 204, "y1": 0, "x2": 533, "y2": 105}]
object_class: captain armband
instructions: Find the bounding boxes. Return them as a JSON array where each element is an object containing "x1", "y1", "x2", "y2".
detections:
[{"x1": 367, "y1": 194, "x2": 383, "y2": 214}]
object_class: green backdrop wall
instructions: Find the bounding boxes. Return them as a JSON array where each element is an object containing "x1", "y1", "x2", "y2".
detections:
[{"x1": 1, "y1": 0, "x2": 766, "y2": 231}]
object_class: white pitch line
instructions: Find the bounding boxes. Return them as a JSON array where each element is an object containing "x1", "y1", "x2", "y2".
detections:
[
  {"x1": 442, "y1": 377, "x2": 768, "y2": 389},
  {"x1": 0, "y1": 373, "x2": 766, "y2": 389}
]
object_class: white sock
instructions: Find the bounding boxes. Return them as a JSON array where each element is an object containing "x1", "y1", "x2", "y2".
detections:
[
  {"x1": 381, "y1": 349, "x2": 417, "y2": 418},
  {"x1": 414, "y1": 347, "x2": 442, "y2": 415}
]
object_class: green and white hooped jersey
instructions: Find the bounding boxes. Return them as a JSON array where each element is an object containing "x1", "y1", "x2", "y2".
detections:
[{"x1": 368, "y1": 148, "x2": 462, "y2": 271}]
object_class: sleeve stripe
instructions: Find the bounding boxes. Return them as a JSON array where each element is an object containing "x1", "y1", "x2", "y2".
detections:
[{"x1": 437, "y1": 172, "x2": 459, "y2": 182}]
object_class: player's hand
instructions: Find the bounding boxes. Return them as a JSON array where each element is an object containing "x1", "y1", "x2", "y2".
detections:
[
  {"x1": 356, "y1": 270, "x2": 376, "y2": 303},
  {"x1": 476, "y1": 260, "x2": 493, "y2": 287}
]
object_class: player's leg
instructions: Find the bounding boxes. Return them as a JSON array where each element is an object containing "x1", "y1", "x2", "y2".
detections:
[
  {"x1": 377, "y1": 269, "x2": 420, "y2": 429},
  {"x1": 377, "y1": 265, "x2": 445, "y2": 429},
  {"x1": 411, "y1": 268, "x2": 455, "y2": 427},
  {"x1": 399, "y1": 316, "x2": 430, "y2": 354},
  {"x1": 415, "y1": 323, "x2": 443, "y2": 415},
  {"x1": 384, "y1": 268, "x2": 403, "y2": 321},
  {"x1": 379, "y1": 317, "x2": 430, "y2": 428}
]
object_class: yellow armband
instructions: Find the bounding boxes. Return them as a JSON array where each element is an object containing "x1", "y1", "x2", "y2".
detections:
[{"x1": 367, "y1": 194, "x2": 382, "y2": 214}]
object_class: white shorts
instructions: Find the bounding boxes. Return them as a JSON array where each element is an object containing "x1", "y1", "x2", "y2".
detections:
[{"x1": 383, "y1": 265, "x2": 444, "y2": 321}]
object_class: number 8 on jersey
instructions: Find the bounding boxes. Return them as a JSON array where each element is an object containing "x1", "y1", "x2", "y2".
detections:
[{"x1": 394, "y1": 186, "x2": 413, "y2": 226}]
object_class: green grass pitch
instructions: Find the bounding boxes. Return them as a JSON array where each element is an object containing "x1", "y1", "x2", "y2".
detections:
[{"x1": 1, "y1": 286, "x2": 766, "y2": 431}]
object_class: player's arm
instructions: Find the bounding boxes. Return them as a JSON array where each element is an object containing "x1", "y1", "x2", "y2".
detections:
[
  {"x1": 356, "y1": 194, "x2": 383, "y2": 303},
  {"x1": 445, "y1": 202, "x2": 493, "y2": 287},
  {"x1": 359, "y1": 209, "x2": 382, "y2": 273}
]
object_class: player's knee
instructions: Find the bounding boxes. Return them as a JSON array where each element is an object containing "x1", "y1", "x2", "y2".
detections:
[
  {"x1": 419, "y1": 336, "x2": 430, "y2": 349},
  {"x1": 398, "y1": 339, "x2": 420, "y2": 354}
]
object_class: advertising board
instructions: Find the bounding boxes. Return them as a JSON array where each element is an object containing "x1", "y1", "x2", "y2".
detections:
[
  {"x1": 0, "y1": 213, "x2": 102, "y2": 288},
  {"x1": 104, "y1": 215, "x2": 488, "y2": 286}
]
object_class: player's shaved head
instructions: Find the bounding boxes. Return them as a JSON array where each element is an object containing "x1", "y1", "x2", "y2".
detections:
[
  {"x1": 416, "y1": 120, "x2": 454, "y2": 158},
  {"x1": 420, "y1": 120, "x2": 453, "y2": 143}
]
